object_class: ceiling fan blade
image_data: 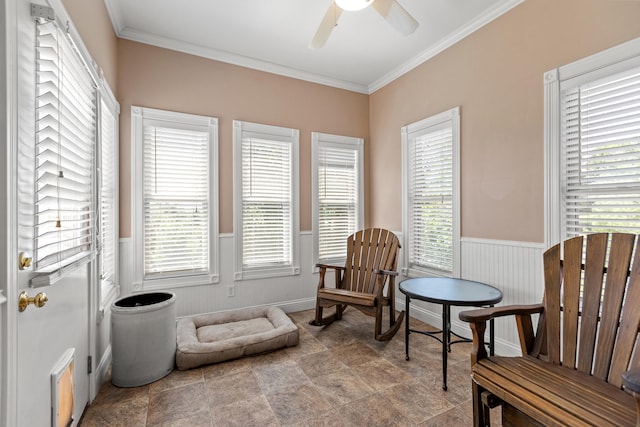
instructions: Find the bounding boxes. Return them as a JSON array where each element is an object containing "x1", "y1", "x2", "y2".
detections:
[
  {"x1": 309, "y1": 3, "x2": 343, "y2": 49},
  {"x1": 372, "y1": 0, "x2": 419, "y2": 36}
]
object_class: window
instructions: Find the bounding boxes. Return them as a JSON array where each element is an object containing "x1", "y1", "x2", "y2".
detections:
[
  {"x1": 545, "y1": 39, "x2": 640, "y2": 245},
  {"x1": 131, "y1": 107, "x2": 219, "y2": 290},
  {"x1": 402, "y1": 107, "x2": 460, "y2": 278},
  {"x1": 312, "y1": 132, "x2": 364, "y2": 267},
  {"x1": 33, "y1": 18, "x2": 97, "y2": 283},
  {"x1": 233, "y1": 120, "x2": 300, "y2": 280},
  {"x1": 98, "y1": 91, "x2": 119, "y2": 304}
]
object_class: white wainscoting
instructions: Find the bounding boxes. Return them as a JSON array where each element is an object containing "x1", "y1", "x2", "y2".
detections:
[
  {"x1": 119, "y1": 233, "x2": 318, "y2": 318},
  {"x1": 120, "y1": 233, "x2": 546, "y2": 354},
  {"x1": 396, "y1": 238, "x2": 546, "y2": 356}
]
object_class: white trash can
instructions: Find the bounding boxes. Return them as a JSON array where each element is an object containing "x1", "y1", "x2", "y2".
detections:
[{"x1": 111, "y1": 292, "x2": 176, "y2": 387}]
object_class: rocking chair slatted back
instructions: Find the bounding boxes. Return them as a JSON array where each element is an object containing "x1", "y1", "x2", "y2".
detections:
[
  {"x1": 309, "y1": 228, "x2": 405, "y2": 341},
  {"x1": 343, "y1": 228, "x2": 400, "y2": 295},
  {"x1": 542, "y1": 233, "x2": 640, "y2": 387}
]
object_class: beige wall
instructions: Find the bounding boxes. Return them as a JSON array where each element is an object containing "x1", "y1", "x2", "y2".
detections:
[
  {"x1": 369, "y1": 0, "x2": 640, "y2": 243},
  {"x1": 62, "y1": 0, "x2": 118, "y2": 91},
  {"x1": 117, "y1": 39, "x2": 370, "y2": 236}
]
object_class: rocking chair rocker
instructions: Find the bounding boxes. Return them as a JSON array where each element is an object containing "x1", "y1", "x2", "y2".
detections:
[{"x1": 309, "y1": 228, "x2": 404, "y2": 341}]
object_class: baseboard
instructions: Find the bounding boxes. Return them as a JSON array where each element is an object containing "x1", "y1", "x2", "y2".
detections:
[
  {"x1": 396, "y1": 298, "x2": 521, "y2": 357},
  {"x1": 175, "y1": 297, "x2": 317, "y2": 320}
]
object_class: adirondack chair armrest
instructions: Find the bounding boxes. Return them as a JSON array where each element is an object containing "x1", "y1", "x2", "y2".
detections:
[
  {"x1": 459, "y1": 303, "x2": 544, "y2": 323},
  {"x1": 315, "y1": 263, "x2": 346, "y2": 289},
  {"x1": 622, "y1": 369, "x2": 640, "y2": 394},
  {"x1": 621, "y1": 369, "x2": 640, "y2": 424},
  {"x1": 459, "y1": 304, "x2": 544, "y2": 362}
]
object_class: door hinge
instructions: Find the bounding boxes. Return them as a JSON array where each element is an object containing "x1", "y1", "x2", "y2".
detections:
[{"x1": 87, "y1": 355, "x2": 93, "y2": 374}]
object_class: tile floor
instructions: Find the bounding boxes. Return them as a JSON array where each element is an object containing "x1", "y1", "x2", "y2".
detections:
[{"x1": 80, "y1": 309, "x2": 501, "y2": 426}]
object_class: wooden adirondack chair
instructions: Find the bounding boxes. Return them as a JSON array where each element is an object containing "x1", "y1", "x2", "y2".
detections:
[
  {"x1": 459, "y1": 233, "x2": 640, "y2": 426},
  {"x1": 309, "y1": 228, "x2": 405, "y2": 341}
]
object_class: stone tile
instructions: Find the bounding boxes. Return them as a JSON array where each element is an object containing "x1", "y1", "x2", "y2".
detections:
[
  {"x1": 254, "y1": 359, "x2": 311, "y2": 394},
  {"x1": 201, "y1": 356, "x2": 253, "y2": 380},
  {"x1": 284, "y1": 328, "x2": 327, "y2": 358},
  {"x1": 383, "y1": 381, "x2": 456, "y2": 424},
  {"x1": 212, "y1": 395, "x2": 279, "y2": 427},
  {"x1": 247, "y1": 348, "x2": 292, "y2": 368},
  {"x1": 338, "y1": 393, "x2": 413, "y2": 426},
  {"x1": 418, "y1": 403, "x2": 473, "y2": 427},
  {"x1": 81, "y1": 310, "x2": 483, "y2": 427},
  {"x1": 149, "y1": 368, "x2": 203, "y2": 394},
  {"x1": 296, "y1": 349, "x2": 348, "y2": 379},
  {"x1": 204, "y1": 371, "x2": 263, "y2": 409},
  {"x1": 265, "y1": 383, "x2": 333, "y2": 425},
  {"x1": 146, "y1": 382, "x2": 210, "y2": 426},
  {"x1": 311, "y1": 368, "x2": 374, "y2": 407},
  {"x1": 309, "y1": 322, "x2": 358, "y2": 349},
  {"x1": 331, "y1": 341, "x2": 380, "y2": 367},
  {"x1": 159, "y1": 411, "x2": 213, "y2": 427},
  {"x1": 351, "y1": 358, "x2": 413, "y2": 392},
  {"x1": 80, "y1": 394, "x2": 148, "y2": 427},
  {"x1": 281, "y1": 412, "x2": 352, "y2": 427},
  {"x1": 90, "y1": 380, "x2": 149, "y2": 406}
]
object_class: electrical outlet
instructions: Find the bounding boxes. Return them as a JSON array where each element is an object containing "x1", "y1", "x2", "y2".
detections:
[{"x1": 227, "y1": 285, "x2": 235, "y2": 297}]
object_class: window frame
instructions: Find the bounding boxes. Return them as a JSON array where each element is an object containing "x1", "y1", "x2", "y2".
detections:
[
  {"x1": 232, "y1": 120, "x2": 300, "y2": 281},
  {"x1": 97, "y1": 83, "x2": 119, "y2": 306},
  {"x1": 131, "y1": 106, "x2": 219, "y2": 291},
  {"x1": 401, "y1": 107, "x2": 461, "y2": 279},
  {"x1": 544, "y1": 37, "x2": 640, "y2": 247},
  {"x1": 311, "y1": 132, "x2": 364, "y2": 269}
]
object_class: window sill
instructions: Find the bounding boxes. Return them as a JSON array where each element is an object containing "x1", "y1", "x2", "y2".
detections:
[
  {"x1": 234, "y1": 266, "x2": 300, "y2": 281},
  {"x1": 133, "y1": 273, "x2": 219, "y2": 292},
  {"x1": 30, "y1": 252, "x2": 94, "y2": 287}
]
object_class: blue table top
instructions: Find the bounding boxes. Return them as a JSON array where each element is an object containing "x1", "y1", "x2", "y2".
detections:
[{"x1": 399, "y1": 277, "x2": 503, "y2": 306}]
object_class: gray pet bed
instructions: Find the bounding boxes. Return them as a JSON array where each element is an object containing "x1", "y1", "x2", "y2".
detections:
[{"x1": 176, "y1": 306, "x2": 299, "y2": 370}]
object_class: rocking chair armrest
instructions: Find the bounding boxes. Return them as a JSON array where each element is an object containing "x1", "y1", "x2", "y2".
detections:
[
  {"x1": 372, "y1": 268, "x2": 399, "y2": 277},
  {"x1": 315, "y1": 263, "x2": 346, "y2": 272},
  {"x1": 459, "y1": 303, "x2": 544, "y2": 323}
]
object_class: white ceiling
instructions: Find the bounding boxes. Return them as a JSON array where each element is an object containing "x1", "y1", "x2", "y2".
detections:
[{"x1": 104, "y1": 0, "x2": 523, "y2": 94}]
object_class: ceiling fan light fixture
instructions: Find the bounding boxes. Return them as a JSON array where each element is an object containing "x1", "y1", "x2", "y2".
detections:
[{"x1": 335, "y1": 0, "x2": 375, "y2": 12}]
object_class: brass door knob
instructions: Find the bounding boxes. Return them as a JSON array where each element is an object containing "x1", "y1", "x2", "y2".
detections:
[{"x1": 18, "y1": 291, "x2": 48, "y2": 312}]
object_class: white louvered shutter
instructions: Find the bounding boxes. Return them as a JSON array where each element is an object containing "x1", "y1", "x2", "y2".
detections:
[
  {"x1": 99, "y1": 100, "x2": 117, "y2": 286},
  {"x1": 561, "y1": 66, "x2": 640, "y2": 237},
  {"x1": 34, "y1": 20, "x2": 96, "y2": 273},
  {"x1": 408, "y1": 122, "x2": 454, "y2": 273},
  {"x1": 317, "y1": 143, "x2": 361, "y2": 263},
  {"x1": 241, "y1": 137, "x2": 293, "y2": 267},
  {"x1": 143, "y1": 124, "x2": 210, "y2": 277}
]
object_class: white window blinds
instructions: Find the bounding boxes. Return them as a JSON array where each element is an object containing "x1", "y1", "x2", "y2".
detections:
[
  {"x1": 561, "y1": 66, "x2": 640, "y2": 237},
  {"x1": 143, "y1": 123, "x2": 210, "y2": 277},
  {"x1": 34, "y1": 20, "x2": 96, "y2": 273},
  {"x1": 403, "y1": 107, "x2": 460, "y2": 277},
  {"x1": 313, "y1": 133, "x2": 363, "y2": 265},
  {"x1": 241, "y1": 137, "x2": 293, "y2": 267},
  {"x1": 233, "y1": 121, "x2": 299, "y2": 279},
  {"x1": 99, "y1": 100, "x2": 117, "y2": 287}
]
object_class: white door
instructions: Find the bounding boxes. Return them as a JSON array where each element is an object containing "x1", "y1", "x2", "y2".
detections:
[{"x1": 10, "y1": 0, "x2": 93, "y2": 425}]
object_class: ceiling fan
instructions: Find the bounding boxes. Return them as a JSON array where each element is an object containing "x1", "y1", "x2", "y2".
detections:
[{"x1": 310, "y1": 0, "x2": 419, "y2": 49}]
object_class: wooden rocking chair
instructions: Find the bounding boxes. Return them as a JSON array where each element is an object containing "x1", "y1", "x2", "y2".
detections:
[{"x1": 309, "y1": 228, "x2": 405, "y2": 341}]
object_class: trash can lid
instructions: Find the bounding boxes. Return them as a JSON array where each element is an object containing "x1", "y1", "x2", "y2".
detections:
[{"x1": 112, "y1": 292, "x2": 176, "y2": 314}]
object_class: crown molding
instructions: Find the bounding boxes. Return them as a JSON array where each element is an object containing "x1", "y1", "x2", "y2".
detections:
[
  {"x1": 103, "y1": 0, "x2": 525, "y2": 95},
  {"x1": 115, "y1": 27, "x2": 369, "y2": 94},
  {"x1": 367, "y1": 0, "x2": 525, "y2": 93}
]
